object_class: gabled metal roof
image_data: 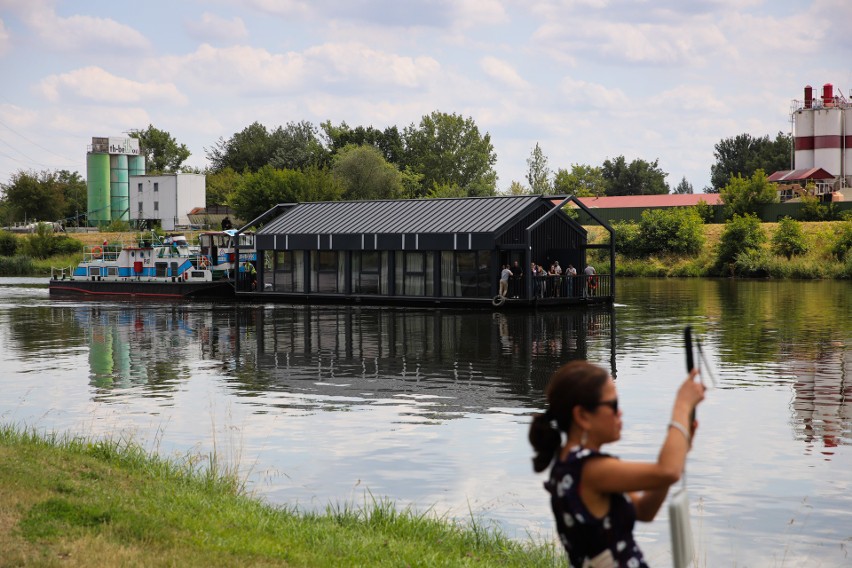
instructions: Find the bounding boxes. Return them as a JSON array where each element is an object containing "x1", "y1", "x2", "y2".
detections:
[
  {"x1": 767, "y1": 168, "x2": 835, "y2": 182},
  {"x1": 258, "y1": 195, "x2": 549, "y2": 235}
]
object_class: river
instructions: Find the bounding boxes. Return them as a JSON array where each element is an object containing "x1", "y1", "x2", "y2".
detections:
[{"x1": 1, "y1": 277, "x2": 849, "y2": 566}]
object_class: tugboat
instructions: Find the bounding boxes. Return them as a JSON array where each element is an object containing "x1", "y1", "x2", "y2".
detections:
[{"x1": 49, "y1": 230, "x2": 256, "y2": 299}]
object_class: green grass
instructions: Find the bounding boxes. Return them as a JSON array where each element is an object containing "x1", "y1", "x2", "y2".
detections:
[
  {"x1": 0, "y1": 424, "x2": 560, "y2": 567},
  {"x1": 587, "y1": 221, "x2": 851, "y2": 279}
]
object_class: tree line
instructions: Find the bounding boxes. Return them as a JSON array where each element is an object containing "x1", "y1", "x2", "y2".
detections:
[{"x1": 0, "y1": 112, "x2": 793, "y2": 225}]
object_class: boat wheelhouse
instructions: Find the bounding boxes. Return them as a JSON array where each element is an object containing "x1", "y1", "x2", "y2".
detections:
[{"x1": 236, "y1": 195, "x2": 614, "y2": 308}]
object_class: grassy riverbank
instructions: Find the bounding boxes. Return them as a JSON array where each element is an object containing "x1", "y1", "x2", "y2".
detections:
[
  {"x1": 586, "y1": 221, "x2": 852, "y2": 279},
  {"x1": 0, "y1": 425, "x2": 558, "y2": 567},
  {"x1": 4, "y1": 221, "x2": 851, "y2": 279}
]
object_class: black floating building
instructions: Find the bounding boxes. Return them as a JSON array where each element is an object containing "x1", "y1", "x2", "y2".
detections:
[{"x1": 237, "y1": 195, "x2": 614, "y2": 307}]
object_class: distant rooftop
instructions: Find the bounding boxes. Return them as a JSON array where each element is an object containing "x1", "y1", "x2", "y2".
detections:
[{"x1": 570, "y1": 194, "x2": 723, "y2": 209}]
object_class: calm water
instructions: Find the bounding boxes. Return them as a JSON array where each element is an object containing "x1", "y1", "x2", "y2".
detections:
[{"x1": 1, "y1": 278, "x2": 850, "y2": 566}]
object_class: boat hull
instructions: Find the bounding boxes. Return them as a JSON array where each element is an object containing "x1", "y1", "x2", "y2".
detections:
[{"x1": 49, "y1": 279, "x2": 235, "y2": 299}]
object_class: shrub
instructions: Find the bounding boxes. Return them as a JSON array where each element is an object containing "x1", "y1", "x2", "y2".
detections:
[
  {"x1": 733, "y1": 248, "x2": 772, "y2": 278},
  {"x1": 717, "y1": 213, "x2": 766, "y2": 267},
  {"x1": 830, "y1": 220, "x2": 852, "y2": 260},
  {"x1": 771, "y1": 217, "x2": 808, "y2": 259},
  {"x1": 106, "y1": 219, "x2": 132, "y2": 232},
  {"x1": 0, "y1": 255, "x2": 33, "y2": 276},
  {"x1": 611, "y1": 221, "x2": 642, "y2": 257},
  {"x1": 799, "y1": 195, "x2": 839, "y2": 221},
  {"x1": 0, "y1": 230, "x2": 18, "y2": 256},
  {"x1": 638, "y1": 207, "x2": 704, "y2": 256},
  {"x1": 693, "y1": 200, "x2": 716, "y2": 224},
  {"x1": 20, "y1": 223, "x2": 82, "y2": 259}
]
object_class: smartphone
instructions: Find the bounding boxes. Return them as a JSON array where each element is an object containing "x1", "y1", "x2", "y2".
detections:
[{"x1": 684, "y1": 326, "x2": 696, "y2": 431}]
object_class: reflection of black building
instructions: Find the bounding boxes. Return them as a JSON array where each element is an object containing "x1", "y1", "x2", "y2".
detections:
[
  {"x1": 240, "y1": 196, "x2": 615, "y2": 307},
  {"x1": 240, "y1": 305, "x2": 617, "y2": 411}
]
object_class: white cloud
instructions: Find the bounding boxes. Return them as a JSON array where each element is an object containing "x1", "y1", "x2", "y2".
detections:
[
  {"x1": 1, "y1": 0, "x2": 149, "y2": 51},
  {"x1": 480, "y1": 56, "x2": 529, "y2": 89},
  {"x1": 146, "y1": 43, "x2": 440, "y2": 97},
  {"x1": 185, "y1": 12, "x2": 248, "y2": 43},
  {"x1": 560, "y1": 77, "x2": 629, "y2": 108},
  {"x1": 38, "y1": 67, "x2": 187, "y2": 106}
]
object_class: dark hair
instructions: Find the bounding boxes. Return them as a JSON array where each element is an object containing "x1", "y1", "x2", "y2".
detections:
[{"x1": 528, "y1": 360, "x2": 609, "y2": 472}]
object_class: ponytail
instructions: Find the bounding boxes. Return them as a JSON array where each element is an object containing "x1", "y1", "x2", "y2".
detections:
[{"x1": 528, "y1": 411, "x2": 561, "y2": 472}]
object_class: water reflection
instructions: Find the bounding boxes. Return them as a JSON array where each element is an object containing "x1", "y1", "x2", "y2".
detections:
[{"x1": 76, "y1": 303, "x2": 617, "y2": 414}]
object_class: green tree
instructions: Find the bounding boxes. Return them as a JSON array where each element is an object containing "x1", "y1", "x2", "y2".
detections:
[
  {"x1": 331, "y1": 144, "x2": 405, "y2": 200},
  {"x1": 717, "y1": 213, "x2": 766, "y2": 266},
  {"x1": 1, "y1": 170, "x2": 66, "y2": 223},
  {"x1": 426, "y1": 183, "x2": 467, "y2": 198},
  {"x1": 601, "y1": 156, "x2": 669, "y2": 196},
  {"x1": 206, "y1": 122, "x2": 281, "y2": 173},
  {"x1": 321, "y1": 121, "x2": 405, "y2": 165},
  {"x1": 526, "y1": 143, "x2": 551, "y2": 194},
  {"x1": 673, "y1": 176, "x2": 693, "y2": 194},
  {"x1": 720, "y1": 169, "x2": 778, "y2": 217},
  {"x1": 56, "y1": 170, "x2": 87, "y2": 226},
  {"x1": 129, "y1": 124, "x2": 190, "y2": 173},
  {"x1": 709, "y1": 132, "x2": 792, "y2": 192},
  {"x1": 771, "y1": 217, "x2": 808, "y2": 259},
  {"x1": 507, "y1": 181, "x2": 529, "y2": 195},
  {"x1": 269, "y1": 120, "x2": 329, "y2": 171},
  {"x1": 637, "y1": 207, "x2": 704, "y2": 256},
  {"x1": 402, "y1": 111, "x2": 497, "y2": 197},
  {"x1": 552, "y1": 164, "x2": 606, "y2": 197},
  {"x1": 229, "y1": 166, "x2": 343, "y2": 222},
  {"x1": 205, "y1": 167, "x2": 243, "y2": 207}
]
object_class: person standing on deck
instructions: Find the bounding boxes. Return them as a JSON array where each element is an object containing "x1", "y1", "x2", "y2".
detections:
[{"x1": 499, "y1": 264, "x2": 513, "y2": 298}]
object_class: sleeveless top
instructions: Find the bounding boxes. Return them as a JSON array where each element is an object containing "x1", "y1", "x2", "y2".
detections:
[{"x1": 545, "y1": 446, "x2": 648, "y2": 567}]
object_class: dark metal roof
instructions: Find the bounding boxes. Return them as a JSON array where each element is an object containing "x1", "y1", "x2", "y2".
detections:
[{"x1": 258, "y1": 196, "x2": 549, "y2": 235}]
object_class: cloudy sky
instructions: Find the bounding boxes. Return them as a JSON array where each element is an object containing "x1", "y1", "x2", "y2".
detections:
[{"x1": 1, "y1": 0, "x2": 850, "y2": 193}]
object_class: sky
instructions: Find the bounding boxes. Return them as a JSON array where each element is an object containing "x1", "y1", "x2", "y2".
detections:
[{"x1": 1, "y1": 0, "x2": 851, "y2": 194}]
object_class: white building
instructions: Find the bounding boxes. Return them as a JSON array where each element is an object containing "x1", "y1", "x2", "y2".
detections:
[{"x1": 129, "y1": 173, "x2": 206, "y2": 231}]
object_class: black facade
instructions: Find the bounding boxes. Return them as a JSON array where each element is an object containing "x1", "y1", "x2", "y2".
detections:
[{"x1": 239, "y1": 195, "x2": 614, "y2": 308}]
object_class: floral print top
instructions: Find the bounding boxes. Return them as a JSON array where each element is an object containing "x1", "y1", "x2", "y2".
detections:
[{"x1": 545, "y1": 446, "x2": 648, "y2": 567}]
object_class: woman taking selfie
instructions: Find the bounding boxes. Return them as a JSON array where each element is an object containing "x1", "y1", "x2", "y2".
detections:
[{"x1": 529, "y1": 361, "x2": 704, "y2": 567}]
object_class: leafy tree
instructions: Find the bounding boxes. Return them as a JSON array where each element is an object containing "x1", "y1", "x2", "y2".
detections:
[
  {"x1": 552, "y1": 164, "x2": 606, "y2": 197},
  {"x1": 673, "y1": 176, "x2": 693, "y2": 194},
  {"x1": 507, "y1": 181, "x2": 529, "y2": 195},
  {"x1": 426, "y1": 182, "x2": 467, "y2": 198},
  {"x1": 129, "y1": 124, "x2": 190, "y2": 173},
  {"x1": 717, "y1": 213, "x2": 766, "y2": 266},
  {"x1": 612, "y1": 221, "x2": 642, "y2": 257},
  {"x1": 829, "y1": 219, "x2": 852, "y2": 260},
  {"x1": 799, "y1": 194, "x2": 840, "y2": 221},
  {"x1": 0, "y1": 231, "x2": 17, "y2": 256},
  {"x1": 331, "y1": 144, "x2": 404, "y2": 200},
  {"x1": 269, "y1": 120, "x2": 329, "y2": 171},
  {"x1": 1, "y1": 170, "x2": 67, "y2": 223},
  {"x1": 719, "y1": 169, "x2": 778, "y2": 217},
  {"x1": 321, "y1": 121, "x2": 404, "y2": 165},
  {"x1": 693, "y1": 199, "x2": 716, "y2": 224},
  {"x1": 709, "y1": 132, "x2": 791, "y2": 192},
  {"x1": 56, "y1": 170, "x2": 87, "y2": 225},
  {"x1": 205, "y1": 167, "x2": 243, "y2": 207},
  {"x1": 206, "y1": 122, "x2": 281, "y2": 173},
  {"x1": 601, "y1": 156, "x2": 669, "y2": 196},
  {"x1": 402, "y1": 111, "x2": 497, "y2": 197},
  {"x1": 771, "y1": 217, "x2": 808, "y2": 259},
  {"x1": 526, "y1": 143, "x2": 551, "y2": 194},
  {"x1": 229, "y1": 166, "x2": 343, "y2": 222},
  {"x1": 637, "y1": 207, "x2": 704, "y2": 256}
]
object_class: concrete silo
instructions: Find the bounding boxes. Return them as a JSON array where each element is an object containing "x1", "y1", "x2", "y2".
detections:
[{"x1": 86, "y1": 136, "x2": 144, "y2": 226}]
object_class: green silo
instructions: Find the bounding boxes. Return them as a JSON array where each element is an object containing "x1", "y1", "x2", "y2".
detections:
[
  {"x1": 87, "y1": 153, "x2": 111, "y2": 225},
  {"x1": 128, "y1": 154, "x2": 145, "y2": 175},
  {"x1": 110, "y1": 154, "x2": 129, "y2": 221}
]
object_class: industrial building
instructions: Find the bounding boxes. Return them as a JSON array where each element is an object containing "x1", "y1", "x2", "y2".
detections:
[
  {"x1": 785, "y1": 84, "x2": 852, "y2": 201},
  {"x1": 86, "y1": 136, "x2": 145, "y2": 225},
  {"x1": 129, "y1": 173, "x2": 206, "y2": 231}
]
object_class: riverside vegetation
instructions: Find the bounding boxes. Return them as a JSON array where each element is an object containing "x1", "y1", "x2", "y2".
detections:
[
  {"x1": 0, "y1": 425, "x2": 559, "y2": 567},
  {"x1": 2, "y1": 213, "x2": 852, "y2": 279}
]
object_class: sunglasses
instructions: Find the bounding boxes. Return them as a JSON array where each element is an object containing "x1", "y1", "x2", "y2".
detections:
[{"x1": 594, "y1": 398, "x2": 619, "y2": 413}]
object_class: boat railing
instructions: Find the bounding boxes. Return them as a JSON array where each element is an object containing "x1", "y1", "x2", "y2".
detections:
[{"x1": 50, "y1": 266, "x2": 74, "y2": 280}]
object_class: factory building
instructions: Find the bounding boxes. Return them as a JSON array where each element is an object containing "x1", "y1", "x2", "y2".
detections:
[
  {"x1": 790, "y1": 84, "x2": 852, "y2": 200},
  {"x1": 86, "y1": 136, "x2": 146, "y2": 226}
]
